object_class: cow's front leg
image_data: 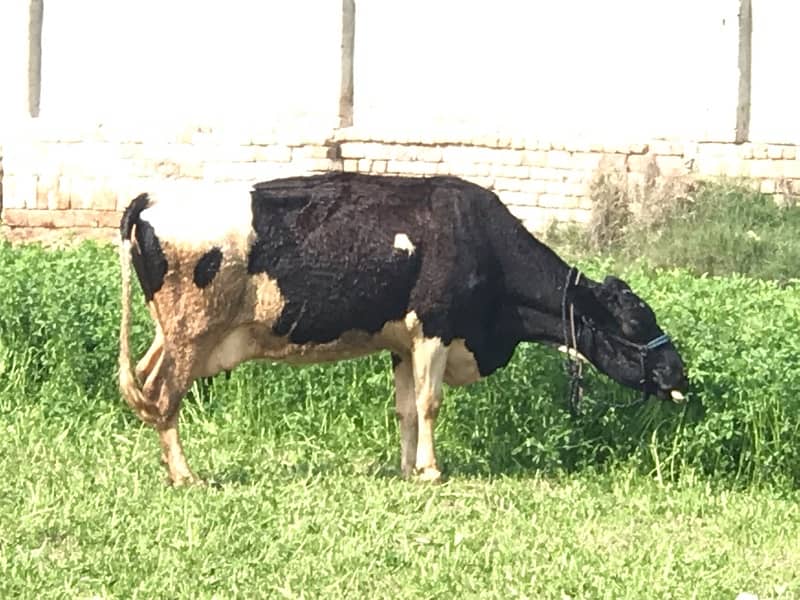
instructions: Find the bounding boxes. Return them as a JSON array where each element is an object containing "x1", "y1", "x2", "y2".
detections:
[
  {"x1": 411, "y1": 338, "x2": 448, "y2": 482},
  {"x1": 392, "y1": 353, "x2": 417, "y2": 477}
]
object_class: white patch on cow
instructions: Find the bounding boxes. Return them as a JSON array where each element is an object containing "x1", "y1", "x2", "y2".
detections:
[
  {"x1": 670, "y1": 390, "x2": 685, "y2": 402},
  {"x1": 393, "y1": 233, "x2": 415, "y2": 254},
  {"x1": 411, "y1": 336, "x2": 448, "y2": 480},
  {"x1": 140, "y1": 182, "x2": 254, "y2": 248},
  {"x1": 404, "y1": 310, "x2": 421, "y2": 333},
  {"x1": 443, "y1": 339, "x2": 482, "y2": 386}
]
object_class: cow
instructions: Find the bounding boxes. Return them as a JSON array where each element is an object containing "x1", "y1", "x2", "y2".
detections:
[{"x1": 118, "y1": 172, "x2": 688, "y2": 485}]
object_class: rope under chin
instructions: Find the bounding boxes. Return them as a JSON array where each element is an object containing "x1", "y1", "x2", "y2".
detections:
[{"x1": 561, "y1": 266, "x2": 583, "y2": 416}]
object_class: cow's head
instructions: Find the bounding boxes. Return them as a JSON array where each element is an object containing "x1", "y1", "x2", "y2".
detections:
[{"x1": 568, "y1": 275, "x2": 688, "y2": 401}]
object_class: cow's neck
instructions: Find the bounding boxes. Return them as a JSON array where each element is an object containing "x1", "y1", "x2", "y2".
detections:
[{"x1": 490, "y1": 211, "x2": 595, "y2": 317}]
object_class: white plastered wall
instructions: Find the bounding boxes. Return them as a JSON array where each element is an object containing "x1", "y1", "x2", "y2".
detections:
[{"x1": 354, "y1": 0, "x2": 741, "y2": 141}]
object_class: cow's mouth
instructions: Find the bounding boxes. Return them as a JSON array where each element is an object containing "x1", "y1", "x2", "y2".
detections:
[{"x1": 652, "y1": 384, "x2": 687, "y2": 403}]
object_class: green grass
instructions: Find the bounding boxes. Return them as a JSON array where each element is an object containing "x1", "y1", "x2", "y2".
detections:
[
  {"x1": 2, "y1": 401, "x2": 799, "y2": 599},
  {"x1": 2, "y1": 231, "x2": 800, "y2": 597}
]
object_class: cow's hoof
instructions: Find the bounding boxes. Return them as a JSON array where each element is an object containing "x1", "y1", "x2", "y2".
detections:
[
  {"x1": 166, "y1": 472, "x2": 204, "y2": 487},
  {"x1": 414, "y1": 467, "x2": 443, "y2": 483}
]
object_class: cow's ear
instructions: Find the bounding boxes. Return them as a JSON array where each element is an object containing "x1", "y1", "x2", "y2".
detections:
[{"x1": 568, "y1": 285, "x2": 616, "y2": 327}]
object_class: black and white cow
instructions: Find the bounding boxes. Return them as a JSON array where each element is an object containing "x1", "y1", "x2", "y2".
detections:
[{"x1": 119, "y1": 172, "x2": 688, "y2": 484}]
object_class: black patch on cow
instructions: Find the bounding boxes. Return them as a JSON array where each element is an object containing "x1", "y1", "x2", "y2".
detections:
[
  {"x1": 132, "y1": 217, "x2": 168, "y2": 302},
  {"x1": 120, "y1": 193, "x2": 168, "y2": 302},
  {"x1": 194, "y1": 247, "x2": 223, "y2": 289},
  {"x1": 120, "y1": 193, "x2": 150, "y2": 240}
]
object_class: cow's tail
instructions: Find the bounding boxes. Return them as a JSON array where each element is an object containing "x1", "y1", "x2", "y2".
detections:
[{"x1": 118, "y1": 194, "x2": 150, "y2": 417}]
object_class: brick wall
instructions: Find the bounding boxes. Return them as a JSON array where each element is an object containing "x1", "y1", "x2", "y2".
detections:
[{"x1": 2, "y1": 123, "x2": 800, "y2": 242}]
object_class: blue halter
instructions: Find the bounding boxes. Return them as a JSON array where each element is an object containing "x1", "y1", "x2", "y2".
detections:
[{"x1": 644, "y1": 334, "x2": 671, "y2": 351}]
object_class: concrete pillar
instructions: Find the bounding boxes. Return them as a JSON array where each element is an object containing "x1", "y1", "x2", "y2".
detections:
[
  {"x1": 339, "y1": 0, "x2": 355, "y2": 128},
  {"x1": 0, "y1": 1, "x2": 33, "y2": 126}
]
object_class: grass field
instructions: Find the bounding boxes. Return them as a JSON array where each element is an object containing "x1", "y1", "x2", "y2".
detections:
[
  {"x1": 2, "y1": 182, "x2": 800, "y2": 598},
  {"x1": 2, "y1": 399, "x2": 799, "y2": 599}
]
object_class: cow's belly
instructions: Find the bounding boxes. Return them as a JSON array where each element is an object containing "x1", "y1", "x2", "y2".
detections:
[
  {"x1": 201, "y1": 316, "x2": 418, "y2": 376},
  {"x1": 443, "y1": 340, "x2": 482, "y2": 386},
  {"x1": 200, "y1": 315, "x2": 483, "y2": 386}
]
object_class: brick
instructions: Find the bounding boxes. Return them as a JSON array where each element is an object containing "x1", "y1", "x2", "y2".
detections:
[
  {"x1": 783, "y1": 161, "x2": 800, "y2": 179},
  {"x1": 91, "y1": 185, "x2": 118, "y2": 212},
  {"x1": 494, "y1": 178, "x2": 546, "y2": 194},
  {"x1": 752, "y1": 144, "x2": 769, "y2": 159},
  {"x1": 56, "y1": 177, "x2": 72, "y2": 210},
  {"x1": 357, "y1": 158, "x2": 372, "y2": 172},
  {"x1": 695, "y1": 156, "x2": 748, "y2": 177},
  {"x1": 292, "y1": 145, "x2": 331, "y2": 160},
  {"x1": 371, "y1": 159, "x2": 388, "y2": 174},
  {"x1": 570, "y1": 208, "x2": 592, "y2": 223},
  {"x1": 435, "y1": 163, "x2": 451, "y2": 175},
  {"x1": 538, "y1": 193, "x2": 571, "y2": 208},
  {"x1": 490, "y1": 164, "x2": 530, "y2": 179},
  {"x1": 343, "y1": 159, "x2": 358, "y2": 172},
  {"x1": 303, "y1": 158, "x2": 339, "y2": 173},
  {"x1": 443, "y1": 161, "x2": 491, "y2": 177},
  {"x1": 737, "y1": 143, "x2": 754, "y2": 159},
  {"x1": 494, "y1": 149, "x2": 524, "y2": 166},
  {"x1": 544, "y1": 181, "x2": 568, "y2": 196},
  {"x1": 386, "y1": 160, "x2": 438, "y2": 176},
  {"x1": 253, "y1": 145, "x2": 292, "y2": 162},
  {"x1": 497, "y1": 191, "x2": 535, "y2": 207},
  {"x1": 464, "y1": 176, "x2": 494, "y2": 189},
  {"x1": 409, "y1": 145, "x2": 443, "y2": 163},
  {"x1": 697, "y1": 142, "x2": 735, "y2": 157},
  {"x1": 10, "y1": 208, "x2": 120, "y2": 229},
  {"x1": 783, "y1": 146, "x2": 797, "y2": 160},
  {"x1": 69, "y1": 209, "x2": 121, "y2": 229},
  {"x1": 760, "y1": 180, "x2": 776, "y2": 194},
  {"x1": 745, "y1": 160, "x2": 782, "y2": 178},
  {"x1": 442, "y1": 146, "x2": 493, "y2": 164},
  {"x1": 2, "y1": 209, "x2": 31, "y2": 227},
  {"x1": 521, "y1": 150, "x2": 547, "y2": 167},
  {"x1": 627, "y1": 155, "x2": 655, "y2": 174},
  {"x1": 569, "y1": 152, "x2": 604, "y2": 171},
  {"x1": 506, "y1": 204, "x2": 548, "y2": 225},
  {"x1": 338, "y1": 141, "x2": 384, "y2": 159},
  {"x1": 35, "y1": 175, "x2": 59, "y2": 210},
  {"x1": 648, "y1": 140, "x2": 678, "y2": 155},
  {"x1": 790, "y1": 180, "x2": 800, "y2": 195},
  {"x1": 546, "y1": 150, "x2": 571, "y2": 169},
  {"x1": 178, "y1": 162, "x2": 205, "y2": 179},
  {"x1": 598, "y1": 153, "x2": 628, "y2": 171},
  {"x1": 16, "y1": 174, "x2": 38, "y2": 210},
  {"x1": 655, "y1": 155, "x2": 688, "y2": 177},
  {"x1": 767, "y1": 145, "x2": 784, "y2": 160},
  {"x1": 528, "y1": 167, "x2": 564, "y2": 181}
]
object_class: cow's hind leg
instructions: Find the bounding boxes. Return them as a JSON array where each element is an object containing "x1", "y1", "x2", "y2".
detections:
[
  {"x1": 138, "y1": 351, "x2": 198, "y2": 486},
  {"x1": 411, "y1": 338, "x2": 448, "y2": 482},
  {"x1": 392, "y1": 353, "x2": 417, "y2": 478}
]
